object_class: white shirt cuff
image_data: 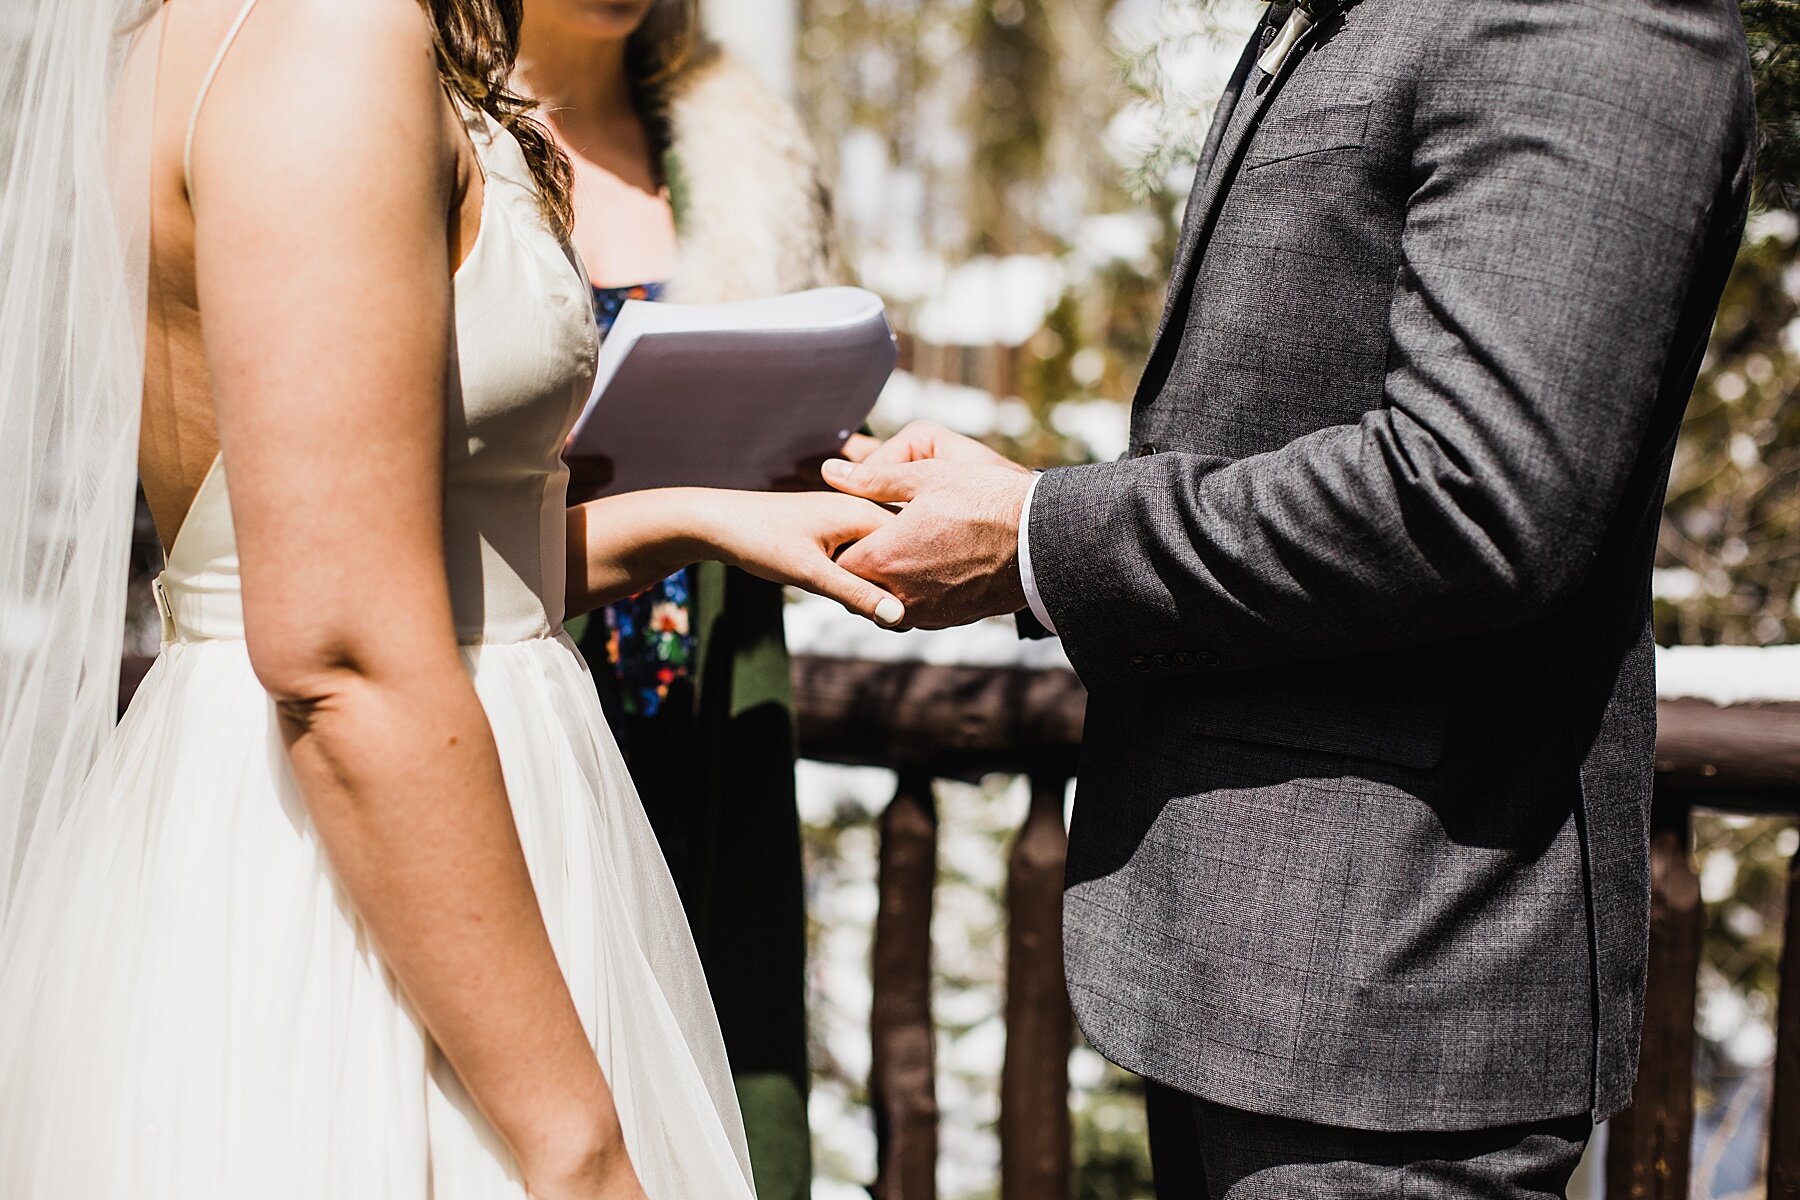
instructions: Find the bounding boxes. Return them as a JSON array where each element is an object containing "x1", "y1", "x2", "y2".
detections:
[{"x1": 1017, "y1": 471, "x2": 1057, "y2": 635}]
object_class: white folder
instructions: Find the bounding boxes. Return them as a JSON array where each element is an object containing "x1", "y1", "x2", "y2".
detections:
[{"x1": 566, "y1": 286, "x2": 898, "y2": 497}]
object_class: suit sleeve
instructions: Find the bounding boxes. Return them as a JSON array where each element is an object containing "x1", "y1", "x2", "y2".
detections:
[{"x1": 1028, "y1": 1, "x2": 1753, "y2": 691}]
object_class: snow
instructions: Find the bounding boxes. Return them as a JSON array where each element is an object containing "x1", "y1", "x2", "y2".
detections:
[
  {"x1": 785, "y1": 592, "x2": 1074, "y2": 671},
  {"x1": 792, "y1": 593, "x2": 1799, "y2": 708},
  {"x1": 869, "y1": 371, "x2": 1037, "y2": 440},
  {"x1": 1697, "y1": 967, "x2": 1780, "y2": 1068},
  {"x1": 1071, "y1": 211, "x2": 1163, "y2": 275},
  {"x1": 1653, "y1": 567, "x2": 1708, "y2": 603},
  {"x1": 853, "y1": 245, "x2": 947, "y2": 310},
  {"x1": 1656, "y1": 644, "x2": 1800, "y2": 705},
  {"x1": 909, "y1": 255, "x2": 1066, "y2": 348},
  {"x1": 1050, "y1": 398, "x2": 1132, "y2": 463},
  {"x1": 1747, "y1": 207, "x2": 1800, "y2": 246}
]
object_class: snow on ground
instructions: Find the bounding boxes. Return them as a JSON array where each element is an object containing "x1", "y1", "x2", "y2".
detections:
[
  {"x1": 1656, "y1": 644, "x2": 1800, "y2": 704},
  {"x1": 792, "y1": 591, "x2": 1800, "y2": 707},
  {"x1": 785, "y1": 592, "x2": 1073, "y2": 670}
]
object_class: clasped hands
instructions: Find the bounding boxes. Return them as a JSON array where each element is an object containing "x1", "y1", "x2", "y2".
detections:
[
  {"x1": 565, "y1": 423, "x2": 1033, "y2": 632},
  {"x1": 819, "y1": 422, "x2": 1034, "y2": 631}
]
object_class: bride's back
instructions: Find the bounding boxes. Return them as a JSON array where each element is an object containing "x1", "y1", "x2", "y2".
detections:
[
  {"x1": 139, "y1": 0, "x2": 485, "y2": 552},
  {"x1": 138, "y1": 0, "x2": 598, "y2": 649}
]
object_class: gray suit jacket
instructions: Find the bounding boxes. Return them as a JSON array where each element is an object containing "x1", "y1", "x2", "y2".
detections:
[{"x1": 1030, "y1": 0, "x2": 1755, "y2": 1129}]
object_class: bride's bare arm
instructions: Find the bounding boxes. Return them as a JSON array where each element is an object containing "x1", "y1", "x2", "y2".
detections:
[
  {"x1": 188, "y1": 1, "x2": 628, "y2": 1193},
  {"x1": 564, "y1": 486, "x2": 906, "y2": 623}
]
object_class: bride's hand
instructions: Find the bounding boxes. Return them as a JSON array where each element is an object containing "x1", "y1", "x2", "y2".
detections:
[{"x1": 705, "y1": 490, "x2": 906, "y2": 627}]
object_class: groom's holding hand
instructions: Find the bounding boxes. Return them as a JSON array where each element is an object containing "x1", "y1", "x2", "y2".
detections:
[{"x1": 825, "y1": 0, "x2": 1757, "y2": 1194}]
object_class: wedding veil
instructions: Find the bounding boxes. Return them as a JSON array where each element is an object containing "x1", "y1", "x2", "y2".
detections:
[{"x1": 0, "y1": 0, "x2": 162, "y2": 920}]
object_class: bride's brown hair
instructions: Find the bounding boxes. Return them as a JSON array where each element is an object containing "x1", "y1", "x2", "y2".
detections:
[{"x1": 421, "y1": 0, "x2": 574, "y2": 240}]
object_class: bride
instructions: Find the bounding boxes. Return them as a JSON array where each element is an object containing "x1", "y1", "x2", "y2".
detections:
[{"x1": 0, "y1": 0, "x2": 902, "y2": 1196}]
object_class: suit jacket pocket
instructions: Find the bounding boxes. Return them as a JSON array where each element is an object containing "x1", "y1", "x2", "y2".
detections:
[
  {"x1": 1241, "y1": 99, "x2": 1371, "y2": 172},
  {"x1": 1184, "y1": 661, "x2": 1447, "y2": 770}
]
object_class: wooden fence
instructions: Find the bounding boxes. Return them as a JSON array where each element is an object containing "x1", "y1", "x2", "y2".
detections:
[{"x1": 789, "y1": 656, "x2": 1800, "y2": 1200}]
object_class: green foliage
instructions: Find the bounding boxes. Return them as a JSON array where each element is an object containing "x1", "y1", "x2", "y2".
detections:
[
  {"x1": 1689, "y1": 814, "x2": 1797, "y2": 1197},
  {"x1": 1116, "y1": 3, "x2": 1230, "y2": 201},
  {"x1": 1657, "y1": 215, "x2": 1800, "y2": 645},
  {"x1": 1072, "y1": 1060, "x2": 1155, "y2": 1200},
  {"x1": 969, "y1": 0, "x2": 1055, "y2": 253},
  {"x1": 1743, "y1": 0, "x2": 1800, "y2": 208}
]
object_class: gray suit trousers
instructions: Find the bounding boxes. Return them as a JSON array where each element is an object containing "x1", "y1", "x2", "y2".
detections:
[{"x1": 1147, "y1": 1082, "x2": 1592, "y2": 1200}]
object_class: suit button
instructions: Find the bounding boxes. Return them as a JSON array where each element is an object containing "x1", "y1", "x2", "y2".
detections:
[
  {"x1": 1154, "y1": 653, "x2": 1176, "y2": 670},
  {"x1": 1174, "y1": 651, "x2": 1195, "y2": 668},
  {"x1": 1130, "y1": 655, "x2": 1153, "y2": 673},
  {"x1": 1194, "y1": 649, "x2": 1223, "y2": 669},
  {"x1": 1137, "y1": 442, "x2": 1158, "y2": 458}
]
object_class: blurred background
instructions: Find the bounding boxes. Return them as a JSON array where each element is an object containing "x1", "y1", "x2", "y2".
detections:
[{"x1": 678, "y1": 1, "x2": 1800, "y2": 1197}]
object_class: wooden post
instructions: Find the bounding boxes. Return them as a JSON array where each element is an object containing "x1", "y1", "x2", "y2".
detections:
[
  {"x1": 871, "y1": 771, "x2": 939, "y2": 1200},
  {"x1": 986, "y1": 342, "x2": 1019, "y2": 402},
  {"x1": 1607, "y1": 795, "x2": 1701, "y2": 1200},
  {"x1": 1001, "y1": 773, "x2": 1073, "y2": 1200},
  {"x1": 1768, "y1": 835, "x2": 1800, "y2": 1200}
]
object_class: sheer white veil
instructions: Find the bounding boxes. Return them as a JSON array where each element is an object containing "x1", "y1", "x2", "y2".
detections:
[{"x1": 0, "y1": 0, "x2": 162, "y2": 919}]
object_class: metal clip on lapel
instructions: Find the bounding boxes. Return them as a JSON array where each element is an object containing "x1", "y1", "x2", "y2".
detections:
[{"x1": 1257, "y1": 1, "x2": 1314, "y2": 77}]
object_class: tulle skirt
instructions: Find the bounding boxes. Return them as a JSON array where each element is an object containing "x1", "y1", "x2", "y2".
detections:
[{"x1": 0, "y1": 632, "x2": 755, "y2": 1199}]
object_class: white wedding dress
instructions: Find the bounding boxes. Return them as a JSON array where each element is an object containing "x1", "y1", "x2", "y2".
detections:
[{"x1": 0, "y1": 5, "x2": 757, "y2": 1196}]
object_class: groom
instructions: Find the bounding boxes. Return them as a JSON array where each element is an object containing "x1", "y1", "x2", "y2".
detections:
[{"x1": 824, "y1": 0, "x2": 1757, "y2": 1194}]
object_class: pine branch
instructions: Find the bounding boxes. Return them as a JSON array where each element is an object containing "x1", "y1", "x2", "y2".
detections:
[{"x1": 1742, "y1": 0, "x2": 1800, "y2": 208}]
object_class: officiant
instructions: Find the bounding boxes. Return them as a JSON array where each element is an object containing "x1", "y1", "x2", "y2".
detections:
[{"x1": 517, "y1": 3, "x2": 841, "y2": 1195}]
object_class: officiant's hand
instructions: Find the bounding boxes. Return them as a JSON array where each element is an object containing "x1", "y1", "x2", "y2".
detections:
[{"x1": 821, "y1": 422, "x2": 1034, "y2": 629}]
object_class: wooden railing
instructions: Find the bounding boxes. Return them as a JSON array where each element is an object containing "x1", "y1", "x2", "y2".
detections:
[
  {"x1": 1619, "y1": 696, "x2": 1800, "y2": 1200},
  {"x1": 790, "y1": 656, "x2": 1800, "y2": 1200}
]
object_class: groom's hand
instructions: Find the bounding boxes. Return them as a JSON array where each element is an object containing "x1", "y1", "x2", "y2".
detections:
[{"x1": 822, "y1": 424, "x2": 1034, "y2": 630}]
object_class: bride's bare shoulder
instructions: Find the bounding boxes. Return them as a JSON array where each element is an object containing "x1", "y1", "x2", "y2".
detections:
[
  {"x1": 165, "y1": 0, "x2": 441, "y2": 116},
  {"x1": 244, "y1": 0, "x2": 437, "y2": 57},
  {"x1": 165, "y1": 0, "x2": 456, "y2": 200}
]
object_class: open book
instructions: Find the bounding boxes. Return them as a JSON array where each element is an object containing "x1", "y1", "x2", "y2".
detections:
[{"x1": 565, "y1": 286, "x2": 898, "y2": 497}]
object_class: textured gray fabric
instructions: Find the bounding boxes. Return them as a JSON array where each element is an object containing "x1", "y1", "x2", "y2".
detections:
[
  {"x1": 1030, "y1": 0, "x2": 1756, "y2": 1128},
  {"x1": 1148, "y1": 1082, "x2": 1591, "y2": 1200}
]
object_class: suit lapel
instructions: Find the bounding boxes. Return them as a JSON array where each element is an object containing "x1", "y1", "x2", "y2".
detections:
[{"x1": 1133, "y1": 6, "x2": 1320, "y2": 408}]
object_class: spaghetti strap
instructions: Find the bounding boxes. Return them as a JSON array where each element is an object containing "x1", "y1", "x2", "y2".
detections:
[{"x1": 182, "y1": 0, "x2": 263, "y2": 193}]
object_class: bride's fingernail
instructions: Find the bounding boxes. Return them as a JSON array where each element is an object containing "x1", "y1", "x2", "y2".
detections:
[
  {"x1": 875, "y1": 597, "x2": 905, "y2": 626},
  {"x1": 822, "y1": 459, "x2": 852, "y2": 482}
]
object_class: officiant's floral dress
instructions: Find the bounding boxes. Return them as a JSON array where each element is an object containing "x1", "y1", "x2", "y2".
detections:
[{"x1": 587, "y1": 281, "x2": 696, "y2": 720}]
